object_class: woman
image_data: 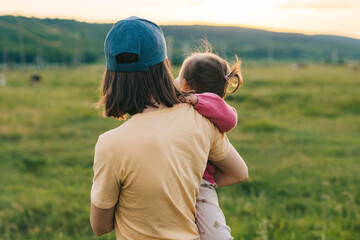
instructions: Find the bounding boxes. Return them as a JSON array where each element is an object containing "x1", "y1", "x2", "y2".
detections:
[{"x1": 90, "y1": 16, "x2": 248, "y2": 239}]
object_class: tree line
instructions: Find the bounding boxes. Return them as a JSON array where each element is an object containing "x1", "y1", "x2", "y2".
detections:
[{"x1": 1, "y1": 15, "x2": 359, "y2": 67}]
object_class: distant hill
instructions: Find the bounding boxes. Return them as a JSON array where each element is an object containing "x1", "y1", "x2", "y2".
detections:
[
  {"x1": 1, "y1": 15, "x2": 360, "y2": 66},
  {"x1": 162, "y1": 25, "x2": 360, "y2": 64},
  {"x1": 0, "y1": 15, "x2": 110, "y2": 65}
]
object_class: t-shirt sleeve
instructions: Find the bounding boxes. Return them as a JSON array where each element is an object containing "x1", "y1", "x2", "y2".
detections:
[
  {"x1": 91, "y1": 137, "x2": 120, "y2": 209},
  {"x1": 208, "y1": 130, "x2": 231, "y2": 162}
]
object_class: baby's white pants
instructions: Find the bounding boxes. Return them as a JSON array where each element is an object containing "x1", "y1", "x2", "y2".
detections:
[{"x1": 196, "y1": 179, "x2": 233, "y2": 240}]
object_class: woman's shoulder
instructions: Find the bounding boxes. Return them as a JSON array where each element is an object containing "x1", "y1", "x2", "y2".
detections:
[{"x1": 97, "y1": 121, "x2": 131, "y2": 144}]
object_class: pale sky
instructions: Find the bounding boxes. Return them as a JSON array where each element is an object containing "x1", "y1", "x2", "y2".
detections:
[{"x1": 1, "y1": 0, "x2": 359, "y2": 39}]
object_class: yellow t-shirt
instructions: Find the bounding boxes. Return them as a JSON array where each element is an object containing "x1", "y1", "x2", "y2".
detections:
[{"x1": 91, "y1": 103, "x2": 230, "y2": 240}]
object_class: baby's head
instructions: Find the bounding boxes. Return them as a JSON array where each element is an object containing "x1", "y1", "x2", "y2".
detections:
[{"x1": 176, "y1": 52, "x2": 243, "y2": 98}]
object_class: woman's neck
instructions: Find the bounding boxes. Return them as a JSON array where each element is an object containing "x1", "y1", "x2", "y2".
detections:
[{"x1": 142, "y1": 102, "x2": 168, "y2": 113}]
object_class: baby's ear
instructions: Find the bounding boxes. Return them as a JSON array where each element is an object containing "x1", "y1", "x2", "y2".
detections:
[{"x1": 182, "y1": 79, "x2": 190, "y2": 91}]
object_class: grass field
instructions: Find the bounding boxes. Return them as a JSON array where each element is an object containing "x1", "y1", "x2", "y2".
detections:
[{"x1": 0, "y1": 63, "x2": 359, "y2": 239}]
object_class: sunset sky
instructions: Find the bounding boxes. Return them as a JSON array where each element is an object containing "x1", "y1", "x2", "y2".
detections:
[{"x1": 1, "y1": 0, "x2": 359, "y2": 39}]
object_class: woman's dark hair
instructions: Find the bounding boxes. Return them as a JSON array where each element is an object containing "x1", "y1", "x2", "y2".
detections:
[
  {"x1": 97, "y1": 53, "x2": 181, "y2": 119},
  {"x1": 181, "y1": 50, "x2": 243, "y2": 98}
]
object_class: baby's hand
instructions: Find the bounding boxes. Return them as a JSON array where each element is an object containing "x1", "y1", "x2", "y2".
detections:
[{"x1": 184, "y1": 94, "x2": 198, "y2": 105}]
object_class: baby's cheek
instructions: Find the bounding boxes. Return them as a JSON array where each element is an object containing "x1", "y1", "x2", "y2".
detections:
[{"x1": 174, "y1": 77, "x2": 182, "y2": 89}]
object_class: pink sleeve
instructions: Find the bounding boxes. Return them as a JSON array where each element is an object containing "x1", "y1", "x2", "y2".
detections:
[{"x1": 194, "y1": 92, "x2": 237, "y2": 133}]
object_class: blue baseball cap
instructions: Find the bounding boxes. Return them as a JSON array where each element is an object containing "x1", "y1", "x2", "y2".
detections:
[{"x1": 105, "y1": 16, "x2": 167, "y2": 72}]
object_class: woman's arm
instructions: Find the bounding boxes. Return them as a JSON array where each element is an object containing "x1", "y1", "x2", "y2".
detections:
[
  {"x1": 185, "y1": 92, "x2": 237, "y2": 133},
  {"x1": 90, "y1": 138, "x2": 119, "y2": 236},
  {"x1": 90, "y1": 203, "x2": 115, "y2": 236},
  {"x1": 210, "y1": 143, "x2": 248, "y2": 186}
]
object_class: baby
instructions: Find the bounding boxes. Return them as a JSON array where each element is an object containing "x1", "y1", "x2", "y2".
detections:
[{"x1": 175, "y1": 50, "x2": 243, "y2": 239}]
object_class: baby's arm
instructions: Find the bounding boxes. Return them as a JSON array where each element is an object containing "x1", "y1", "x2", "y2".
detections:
[{"x1": 185, "y1": 92, "x2": 237, "y2": 133}]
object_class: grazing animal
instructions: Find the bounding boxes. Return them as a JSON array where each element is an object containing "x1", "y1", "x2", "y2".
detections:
[
  {"x1": 30, "y1": 74, "x2": 41, "y2": 86},
  {"x1": 349, "y1": 64, "x2": 358, "y2": 72},
  {"x1": 292, "y1": 62, "x2": 308, "y2": 70}
]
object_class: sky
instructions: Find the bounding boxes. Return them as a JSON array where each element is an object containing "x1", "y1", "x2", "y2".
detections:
[{"x1": 1, "y1": 0, "x2": 359, "y2": 39}]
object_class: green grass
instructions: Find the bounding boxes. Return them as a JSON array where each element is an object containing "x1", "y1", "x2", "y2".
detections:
[{"x1": 0, "y1": 64, "x2": 359, "y2": 239}]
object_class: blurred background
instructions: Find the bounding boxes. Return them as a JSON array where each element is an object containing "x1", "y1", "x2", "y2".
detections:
[{"x1": 0, "y1": 0, "x2": 359, "y2": 239}]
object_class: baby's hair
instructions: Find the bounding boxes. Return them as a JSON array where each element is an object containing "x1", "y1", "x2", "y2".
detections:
[{"x1": 181, "y1": 40, "x2": 243, "y2": 98}]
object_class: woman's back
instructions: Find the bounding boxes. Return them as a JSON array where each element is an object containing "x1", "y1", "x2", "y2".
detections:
[{"x1": 91, "y1": 103, "x2": 230, "y2": 239}]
